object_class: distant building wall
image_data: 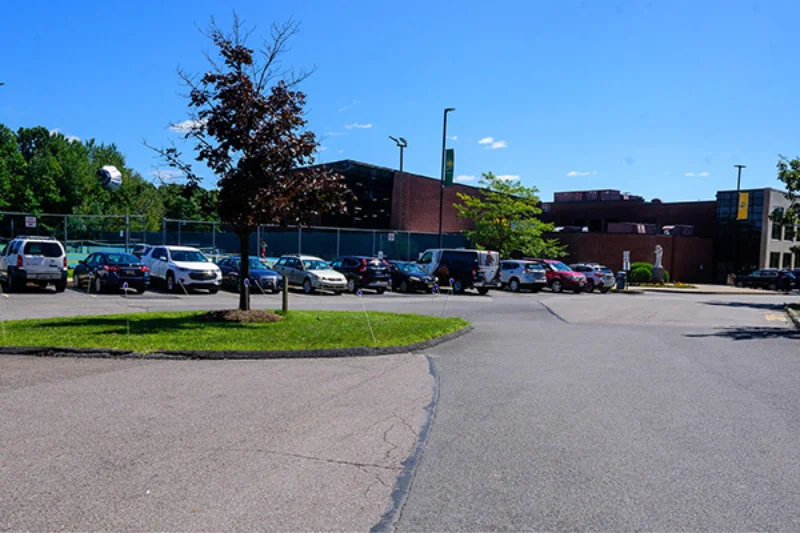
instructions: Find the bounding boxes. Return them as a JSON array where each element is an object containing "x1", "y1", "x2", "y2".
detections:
[
  {"x1": 392, "y1": 171, "x2": 478, "y2": 233},
  {"x1": 551, "y1": 232, "x2": 714, "y2": 283}
]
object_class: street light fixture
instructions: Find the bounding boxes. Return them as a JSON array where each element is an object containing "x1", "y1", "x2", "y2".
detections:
[
  {"x1": 389, "y1": 136, "x2": 408, "y2": 229},
  {"x1": 438, "y1": 108, "x2": 455, "y2": 248}
]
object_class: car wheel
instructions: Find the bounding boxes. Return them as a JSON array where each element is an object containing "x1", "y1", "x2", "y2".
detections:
[
  {"x1": 768, "y1": 283, "x2": 777, "y2": 291},
  {"x1": 346, "y1": 278, "x2": 356, "y2": 294},
  {"x1": 551, "y1": 279, "x2": 563, "y2": 293},
  {"x1": 209, "y1": 286, "x2": 219, "y2": 294},
  {"x1": 272, "y1": 288, "x2": 281, "y2": 294},
  {"x1": 509, "y1": 278, "x2": 520, "y2": 292},
  {"x1": 477, "y1": 287, "x2": 490, "y2": 296},
  {"x1": 573, "y1": 288, "x2": 583, "y2": 294},
  {"x1": 586, "y1": 280, "x2": 595, "y2": 293},
  {"x1": 7, "y1": 272, "x2": 19, "y2": 293},
  {"x1": 399, "y1": 280, "x2": 409, "y2": 293},
  {"x1": 376, "y1": 287, "x2": 386, "y2": 295},
  {"x1": 136, "y1": 286, "x2": 146, "y2": 295},
  {"x1": 94, "y1": 276, "x2": 103, "y2": 294},
  {"x1": 54, "y1": 280, "x2": 66, "y2": 293},
  {"x1": 452, "y1": 279, "x2": 464, "y2": 294},
  {"x1": 600, "y1": 287, "x2": 611, "y2": 294},
  {"x1": 73, "y1": 273, "x2": 81, "y2": 289},
  {"x1": 735, "y1": 281, "x2": 745, "y2": 288},
  {"x1": 166, "y1": 272, "x2": 177, "y2": 293},
  {"x1": 531, "y1": 286, "x2": 541, "y2": 293},
  {"x1": 303, "y1": 278, "x2": 315, "y2": 294}
]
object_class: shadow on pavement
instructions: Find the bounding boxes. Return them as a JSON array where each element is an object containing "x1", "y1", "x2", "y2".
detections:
[
  {"x1": 702, "y1": 300, "x2": 787, "y2": 311},
  {"x1": 686, "y1": 327, "x2": 800, "y2": 341}
]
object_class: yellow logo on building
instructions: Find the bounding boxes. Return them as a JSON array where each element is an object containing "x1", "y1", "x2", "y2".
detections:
[{"x1": 737, "y1": 192, "x2": 749, "y2": 220}]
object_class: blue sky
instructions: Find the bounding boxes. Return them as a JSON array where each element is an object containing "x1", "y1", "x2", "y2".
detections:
[{"x1": 1, "y1": 0, "x2": 797, "y2": 202}]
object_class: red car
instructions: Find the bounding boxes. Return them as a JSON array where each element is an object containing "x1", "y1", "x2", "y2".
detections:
[{"x1": 526, "y1": 259, "x2": 587, "y2": 293}]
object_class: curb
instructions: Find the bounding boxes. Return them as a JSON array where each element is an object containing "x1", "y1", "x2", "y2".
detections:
[
  {"x1": 0, "y1": 325, "x2": 474, "y2": 361},
  {"x1": 642, "y1": 288, "x2": 787, "y2": 295},
  {"x1": 786, "y1": 305, "x2": 800, "y2": 329}
]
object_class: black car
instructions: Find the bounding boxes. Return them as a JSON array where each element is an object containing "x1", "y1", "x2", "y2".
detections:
[
  {"x1": 388, "y1": 261, "x2": 437, "y2": 293},
  {"x1": 216, "y1": 256, "x2": 283, "y2": 294},
  {"x1": 734, "y1": 269, "x2": 796, "y2": 292},
  {"x1": 330, "y1": 256, "x2": 391, "y2": 294},
  {"x1": 73, "y1": 252, "x2": 150, "y2": 294}
]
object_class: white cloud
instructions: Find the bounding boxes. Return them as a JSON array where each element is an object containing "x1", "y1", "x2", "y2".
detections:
[
  {"x1": 455, "y1": 175, "x2": 475, "y2": 182},
  {"x1": 447, "y1": 135, "x2": 458, "y2": 141},
  {"x1": 325, "y1": 131, "x2": 349, "y2": 137},
  {"x1": 496, "y1": 174, "x2": 519, "y2": 181},
  {"x1": 478, "y1": 137, "x2": 494, "y2": 145},
  {"x1": 567, "y1": 170, "x2": 597, "y2": 177},
  {"x1": 49, "y1": 128, "x2": 80, "y2": 142},
  {"x1": 684, "y1": 171, "x2": 709, "y2": 177},
  {"x1": 337, "y1": 100, "x2": 359, "y2": 113},
  {"x1": 149, "y1": 169, "x2": 184, "y2": 182},
  {"x1": 338, "y1": 149, "x2": 344, "y2": 154},
  {"x1": 488, "y1": 140, "x2": 507, "y2": 149},
  {"x1": 345, "y1": 122, "x2": 372, "y2": 129},
  {"x1": 169, "y1": 119, "x2": 206, "y2": 133},
  {"x1": 698, "y1": 171, "x2": 709, "y2": 177}
]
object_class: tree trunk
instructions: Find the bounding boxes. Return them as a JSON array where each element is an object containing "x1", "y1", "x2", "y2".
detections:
[{"x1": 238, "y1": 231, "x2": 251, "y2": 311}]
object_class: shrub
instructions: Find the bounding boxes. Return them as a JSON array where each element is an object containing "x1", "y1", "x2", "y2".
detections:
[
  {"x1": 629, "y1": 267, "x2": 652, "y2": 283},
  {"x1": 630, "y1": 262, "x2": 653, "y2": 272}
]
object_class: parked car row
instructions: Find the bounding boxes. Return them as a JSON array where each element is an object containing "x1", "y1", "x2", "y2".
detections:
[
  {"x1": 734, "y1": 269, "x2": 798, "y2": 292},
  {"x1": 0, "y1": 237, "x2": 621, "y2": 297}
]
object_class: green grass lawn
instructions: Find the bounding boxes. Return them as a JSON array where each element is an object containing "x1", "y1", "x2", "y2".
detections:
[{"x1": 1, "y1": 310, "x2": 469, "y2": 352}]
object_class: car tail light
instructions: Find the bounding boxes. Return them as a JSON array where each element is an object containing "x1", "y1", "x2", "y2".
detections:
[
  {"x1": 140, "y1": 266, "x2": 149, "y2": 273},
  {"x1": 16, "y1": 255, "x2": 23, "y2": 267},
  {"x1": 472, "y1": 268, "x2": 477, "y2": 278},
  {"x1": 381, "y1": 259, "x2": 389, "y2": 267},
  {"x1": 63, "y1": 256, "x2": 68, "y2": 268},
  {"x1": 359, "y1": 259, "x2": 367, "y2": 272},
  {"x1": 104, "y1": 265, "x2": 121, "y2": 273}
]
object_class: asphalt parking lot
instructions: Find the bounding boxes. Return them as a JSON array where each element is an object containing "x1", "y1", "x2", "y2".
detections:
[{"x1": 2, "y1": 286, "x2": 800, "y2": 530}]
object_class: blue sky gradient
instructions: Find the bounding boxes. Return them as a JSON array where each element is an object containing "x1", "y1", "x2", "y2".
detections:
[{"x1": 1, "y1": 0, "x2": 797, "y2": 202}]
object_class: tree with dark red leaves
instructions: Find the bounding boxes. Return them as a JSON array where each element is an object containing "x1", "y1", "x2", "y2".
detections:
[{"x1": 149, "y1": 15, "x2": 351, "y2": 311}]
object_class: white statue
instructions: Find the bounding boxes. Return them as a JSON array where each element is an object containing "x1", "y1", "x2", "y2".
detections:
[{"x1": 654, "y1": 245, "x2": 664, "y2": 269}]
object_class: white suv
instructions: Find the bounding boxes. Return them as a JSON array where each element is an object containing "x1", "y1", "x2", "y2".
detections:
[
  {"x1": 0, "y1": 236, "x2": 68, "y2": 292},
  {"x1": 141, "y1": 245, "x2": 221, "y2": 293}
]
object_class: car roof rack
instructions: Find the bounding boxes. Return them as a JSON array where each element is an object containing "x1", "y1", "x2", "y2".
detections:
[{"x1": 12, "y1": 235, "x2": 58, "y2": 241}]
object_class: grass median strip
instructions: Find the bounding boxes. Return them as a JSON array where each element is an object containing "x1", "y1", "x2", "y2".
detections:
[{"x1": 1, "y1": 310, "x2": 469, "y2": 352}]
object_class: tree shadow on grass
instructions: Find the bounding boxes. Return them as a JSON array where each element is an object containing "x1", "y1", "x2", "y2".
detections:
[
  {"x1": 32, "y1": 314, "x2": 256, "y2": 335},
  {"x1": 702, "y1": 300, "x2": 789, "y2": 311},
  {"x1": 686, "y1": 327, "x2": 800, "y2": 341}
]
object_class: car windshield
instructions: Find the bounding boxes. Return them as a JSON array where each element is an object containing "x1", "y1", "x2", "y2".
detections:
[
  {"x1": 171, "y1": 250, "x2": 208, "y2": 262},
  {"x1": 303, "y1": 259, "x2": 330, "y2": 270},
  {"x1": 550, "y1": 262, "x2": 572, "y2": 272},
  {"x1": 524, "y1": 264, "x2": 544, "y2": 271},
  {"x1": 248, "y1": 258, "x2": 269, "y2": 270},
  {"x1": 23, "y1": 242, "x2": 62, "y2": 257},
  {"x1": 399, "y1": 262, "x2": 424, "y2": 274},
  {"x1": 599, "y1": 268, "x2": 613, "y2": 274},
  {"x1": 105, "y1": 253, "x2": 140, "y2": 264}
]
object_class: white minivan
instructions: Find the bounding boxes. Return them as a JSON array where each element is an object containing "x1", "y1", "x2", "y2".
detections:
[{"x1": 416, "y1": 248, "x2": 500, "y2": 294}]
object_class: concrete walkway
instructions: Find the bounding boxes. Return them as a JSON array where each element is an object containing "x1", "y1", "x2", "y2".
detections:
[{"x1": 638, "y1": 283, "x2": 793, "y2": 295}]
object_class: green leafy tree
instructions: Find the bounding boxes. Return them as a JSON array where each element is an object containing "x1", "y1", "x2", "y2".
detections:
[
  {"x1": 771, "y1": 155, "x2": 800, "y2": 255},
  {"x1": 454, "y1": 172, "x2": 565, "y2": 259}
]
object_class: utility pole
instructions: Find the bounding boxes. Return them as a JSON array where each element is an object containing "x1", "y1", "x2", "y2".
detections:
[
  {"x1": 733, "y1": 164, "x2": 746, "y2": 276},
  {"x1": 389, "y1": 136, "x2": 407, "y2": 229},
  {"x1": 438, "y1": 108, "x2": 455, "y2": 248}
]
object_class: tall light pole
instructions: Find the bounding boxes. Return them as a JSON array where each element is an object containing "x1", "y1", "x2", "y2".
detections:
[
  {"x1": 733, "y1": 164, "x2": 746, "y2": 275},
  {"x1": 438, "y1": 108, "x2": 455, "y2": 248},
  {"x1": 389, "y1": 136, "x2": 407, "y2": 229}
]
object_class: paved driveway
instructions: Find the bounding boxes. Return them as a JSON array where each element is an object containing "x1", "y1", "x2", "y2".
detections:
[{"x1": 2, "y1": 287, "x2": 800, "y2": 530}]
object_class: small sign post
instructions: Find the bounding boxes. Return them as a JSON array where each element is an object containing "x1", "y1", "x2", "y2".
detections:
[
  {"x1": 24, "y1": 216, "x2": 36, "y2": 229},
  {"x1": 623, "y1": 250, "x2": 631, "y2": 271},
  {"x1": 388, "y1": 232, "x2": 396, "y2": 242}
]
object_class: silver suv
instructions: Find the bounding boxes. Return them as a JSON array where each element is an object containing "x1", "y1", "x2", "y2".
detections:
[
  {"x1": 570, "y1": 263, "x2": 615, "y2": 293},
  {"x1": 498, "y1": 260, "x2": 547, "y2": 292},
  {"x1": 0, "y1": 236, "x2": 68, "y2": 292}
]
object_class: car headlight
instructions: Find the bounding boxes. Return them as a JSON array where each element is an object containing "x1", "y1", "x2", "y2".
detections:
[{"x1": 409, "y1": 276, "x2": 420, "y2": 282}]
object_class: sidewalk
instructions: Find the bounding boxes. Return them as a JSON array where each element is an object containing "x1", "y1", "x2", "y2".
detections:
[{"x1": 620, "y1": 283, "x2": 794, "y2": 296}]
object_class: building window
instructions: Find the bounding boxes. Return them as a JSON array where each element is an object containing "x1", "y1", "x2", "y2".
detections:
[
  {"x1": 784, "y1": 225, "x2": 796, "y2": 241},
  {"x1": 784, "y1": 253, "x2": 793, "y2": 269},
  {"x1": 769, "y1": 252, "x2": 780, "y2": 268},
  {"x1": 771, "y1": 222, "x2": 782, "y2": 240}
]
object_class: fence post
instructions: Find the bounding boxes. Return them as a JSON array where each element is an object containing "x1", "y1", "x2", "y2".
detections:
[
  {"x1": 212, "y1": 222, "x2": 216, "y2": 251},
  {"x1": 298, "y1": 226, "x2": 302, "y2": 254},
  {"x1": 336, "y1": 228, "x2": 340, "y2": 258},
  {"x1": 177, "y1": 221, "x2": 181, "y2": 245},
  {"x1": 372, "y1": 230, "x2": 376, "y2": 256},
  {"x1": 256, "y1": 225, "x2": 261, "y2": 257},
  {"x1": 10, "y1": 219, "x2": 13, "y2": 239},
  {"x1": 124, "y1": 215, "x2": 130, "y2": 253},
  {"x1": 162, "y1": 219, "x2": 166, "y2": 245},
  {"x1": 407, "y1": 232, "x2": 411, "y2": 261},
  {"x1": 63, "y1": 215, "x2": 68, "y2": 246}
]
